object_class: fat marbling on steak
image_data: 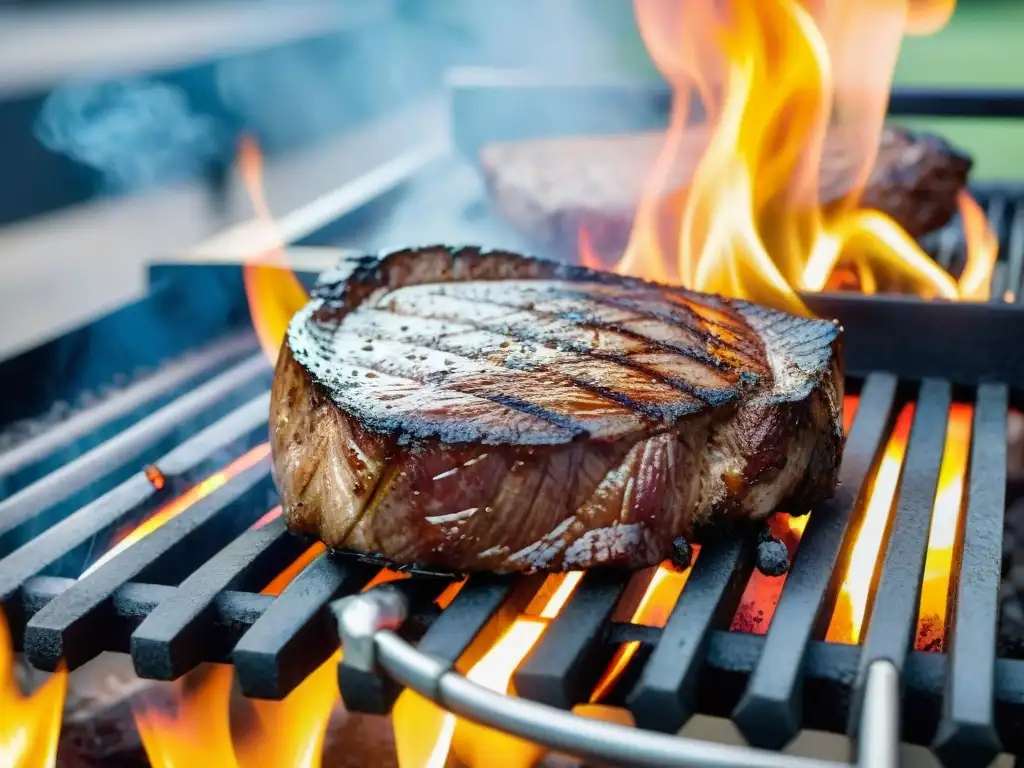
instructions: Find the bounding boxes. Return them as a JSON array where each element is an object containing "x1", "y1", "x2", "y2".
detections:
[{"x1": 270, "y1": 246, "x2": 844, "y2": 573}]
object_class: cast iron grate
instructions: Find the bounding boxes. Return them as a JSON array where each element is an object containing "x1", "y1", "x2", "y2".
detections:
[
  {"x1": 2, "y1": 83, "x2": 1024, "y2": 767},
  {"x1": 0, "y1": 281, "x2": 1020, "y2": 768}
]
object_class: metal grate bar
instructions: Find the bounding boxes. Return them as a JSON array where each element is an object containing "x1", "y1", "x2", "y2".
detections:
[
  {"x1": 417, "y1": 573, "x2": 545, "y2": 671},
  {"x1": 933, "y1": 384, "x2": 1008, "y2": 767},
  {"x1": 23, "y1": 457, "x2": 272, "y2": 671},
  {"x1": 626, "y1": 535, "x2": 754, "y2": 733},
  {"x1": 20, "y1": 575, "x2": 275, "y2": 658},
  {"x1": 848, "y1": 379, "x2": 951, "y2": 736},
  {"x1": 732, "y1": 373, "x2": 899, "y2": 749},
  {"x1": 0, "y1": 333, "x2": 258, "y2": 480},
  {"x1": 0, "y1": 394, "x2": 268, "y2": 635},
  {"x1": 334, "y1": 577, "x2": 462, "y2": 714},
  {"x1": 0, "y1": 355, "x2": 268, "y2": 556},
  {"x1": 515, "y1": 569, "x2": 631, "y2": 708},
  {"x1": 130, "y1": 515, "x2": 309, "y2": 680},
  {"x1": 232, "y1": 552, "x2": 379, "y2": 699}
]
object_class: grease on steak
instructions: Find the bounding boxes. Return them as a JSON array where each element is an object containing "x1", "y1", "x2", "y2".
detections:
[{"x1": 270, "y1": 246, "x2": 844, "y2": 573}]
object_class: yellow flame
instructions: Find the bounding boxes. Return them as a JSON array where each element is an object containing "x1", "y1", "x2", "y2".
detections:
[
  {"x1": 0, "y1": 610, "x2": 67, "y2": 768},
  {"x1": 597, "y1": 0, "x2": 987, "y2": 312},
  {"x1": 237, "y1": 136, "x2": 309, "y2": 363}
]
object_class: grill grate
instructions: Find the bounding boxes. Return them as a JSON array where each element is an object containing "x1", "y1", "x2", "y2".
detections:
[
  {"x1": 0, "y1": 290, "x2": 1021, "y2": 766},
  {"x1": 3, "y1": 81, "x2": 1024, "y2": 767}
]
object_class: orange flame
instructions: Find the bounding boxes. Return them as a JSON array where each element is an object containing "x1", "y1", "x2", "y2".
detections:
[
  {"x1": 906, "y1": 0, "x2": 957, "y2": 35},
  {"x1": 394, "y1": 573, "x2": 582, "y2": 768},
  {"x1": 916, "y1": 404, "x2": 971, "y2": 651},
  {"x1": 81, "y1": 443, "x2": 272, "y2": 578},
  {"x1": 590, "y1": 562, "x2": 696, "y2": 704},
  {"x1": 238, "y1": 136, "x2": 309, "y2": 363},
  {"x1": 956, "y1": 191, "x2": 1000, "y2": 301},
  {"x1": 825, "y1": 401, "x2": 973, "y2": 646},
  {"x1": 591, "y1": 0, "x2": 990, "y2": 312},
  {"x1": 0, "y1": 610, "x2": 67, "y2": 768},
  {"x1": 135, "y1": 556, "x2": 407, "y2": 768}
]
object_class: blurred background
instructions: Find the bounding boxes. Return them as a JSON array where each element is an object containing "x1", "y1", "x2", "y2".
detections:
[{"x1": 0, "y1": 0, "x2": 1019, "y2": 358}]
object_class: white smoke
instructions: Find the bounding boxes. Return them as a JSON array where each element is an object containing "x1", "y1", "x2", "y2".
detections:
[{"x1": 34, "y1": 78, "x2": 222, "y2": 193}]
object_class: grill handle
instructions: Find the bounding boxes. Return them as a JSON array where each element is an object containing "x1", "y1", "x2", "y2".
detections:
[{"x1": 333, "y1": 589, "x2": 900, "y2": 768}]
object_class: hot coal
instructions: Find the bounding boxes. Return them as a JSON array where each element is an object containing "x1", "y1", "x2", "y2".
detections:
[
  {"x1": 669, "y1": 536, "x2": 694, "y2": 571},
  {"x1": 755, "y1": 532, "x2": 791, "y2": 578}
]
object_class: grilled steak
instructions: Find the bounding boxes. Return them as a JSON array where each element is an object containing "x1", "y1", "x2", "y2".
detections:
[
  {"x1": 270, "y1": 246, "x2": 844, "y2": 573},
  {"x1": 481, "y1": 125, "x2": 972, "y2": 262}
]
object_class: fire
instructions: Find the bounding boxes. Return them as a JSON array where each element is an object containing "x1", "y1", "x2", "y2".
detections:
[
  {"x1": 237, "y1": 136, "x2": 309, "y2": 362},
  {"x1": 590, "y1": 562, "x2": 696, "y2": 703},
  {"x1": 590, "y1": 0, "x2": 994, "y2": 312},
  {"x1": 0, "y1": 610, "x2": 67, "y2": 768},
  {"x1": 916, "y1": 404, "x2": 972, "y2": 651},
  {"x1": 394, "y1": 573, "x2": 582, "y2": 768},
  {"x1": 134, "y1": 557, "x2": 406, "y2": 768},
  {"x1": 81, "y1": 443, "x2": 272, "y2": 578},
  {"x1": 825, "y1": 402, "x2": 973, "y2": 646},
  {"x1": 827, "y1": 406, "x2": 915, "y2": 643}
]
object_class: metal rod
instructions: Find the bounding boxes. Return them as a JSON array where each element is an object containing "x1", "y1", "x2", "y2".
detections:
[
  {"x1": 857, "y1": 661, "x2": 901, "y2": 768},
  {"x1": 0, "y1": 333, "x2": 258, "y2": 478},
  {"x1": 336, "y1": 591, "x2": 850, "y2": 768}
]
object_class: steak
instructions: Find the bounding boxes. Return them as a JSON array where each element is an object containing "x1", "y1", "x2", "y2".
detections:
[
  {"x1": 480, "y1": 125, "x2": 972, "y2": 262},
  {"x1": 270, "y1": 246, "x2": 844, "y2": 573}
]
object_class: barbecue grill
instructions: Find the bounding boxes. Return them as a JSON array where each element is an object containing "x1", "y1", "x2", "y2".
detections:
[{"x1": 4, "y1": 73, "x2": 1024, "y2": 768}]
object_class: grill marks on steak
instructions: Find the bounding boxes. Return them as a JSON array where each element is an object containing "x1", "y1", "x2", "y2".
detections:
[{"x1": 272, "y1": 246, "x2": 844, "y2": 572}]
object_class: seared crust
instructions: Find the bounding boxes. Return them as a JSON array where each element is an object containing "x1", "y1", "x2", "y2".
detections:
[{"x1": 271, "y1": 246, "x2": 843, "y2": 573}]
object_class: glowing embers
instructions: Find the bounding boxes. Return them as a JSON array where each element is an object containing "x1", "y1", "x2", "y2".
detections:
[
  {"x1": 81, "y1": 444, "x2": 272, "y2": 579},
  {"x1": 0, "y1": 610, "x2": 67, "y2": 768},
  {"x1": 916, "y1": 404, "x2": 973, "y2": 651},
  {"x1": 824, "y1": 400, "x2": 973, "y2": 647}
]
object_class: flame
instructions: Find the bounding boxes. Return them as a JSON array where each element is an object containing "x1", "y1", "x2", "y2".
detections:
[
  {"x1": 589, "y1": 561, "x2": 696, "y2": 703},
  {"x1": 956, "y1": 191, "x2": 1000, "y2": 301},
  {"x1": 827, "y1": 405, "x2": 915, "y2": 643},
  {"x1": 591, "y1": 0, "x2": 991, "y2": 311},
  {"x1": 906, "y1": 0, "x2": 957, "y2": 35},
  {"x1": 395, "y1": 573, "x2": 582, "y2": 768},
  {"x1": 0, "y1": 610, "x2": 67, "y2": 768},
  {"x1": 915, "y1": 404, "x2": 971, "y2": 651},
  {"x1": 238, "y1": 136, "x2": 309, "y2": 363},
  {"x1": 135, "y1": 552, "x2": 407, "y2": 768},
  {"x1": 81, "y1": 444, "x2": 272, "y2": 578}
]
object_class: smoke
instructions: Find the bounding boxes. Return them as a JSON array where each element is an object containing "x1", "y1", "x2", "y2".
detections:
[
  {"x1": 34, "y1": 78, "x2": 223, "y2": 194},
  {"x1": 30, "y1": 2, "x2": 642, "y2": 200}
]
